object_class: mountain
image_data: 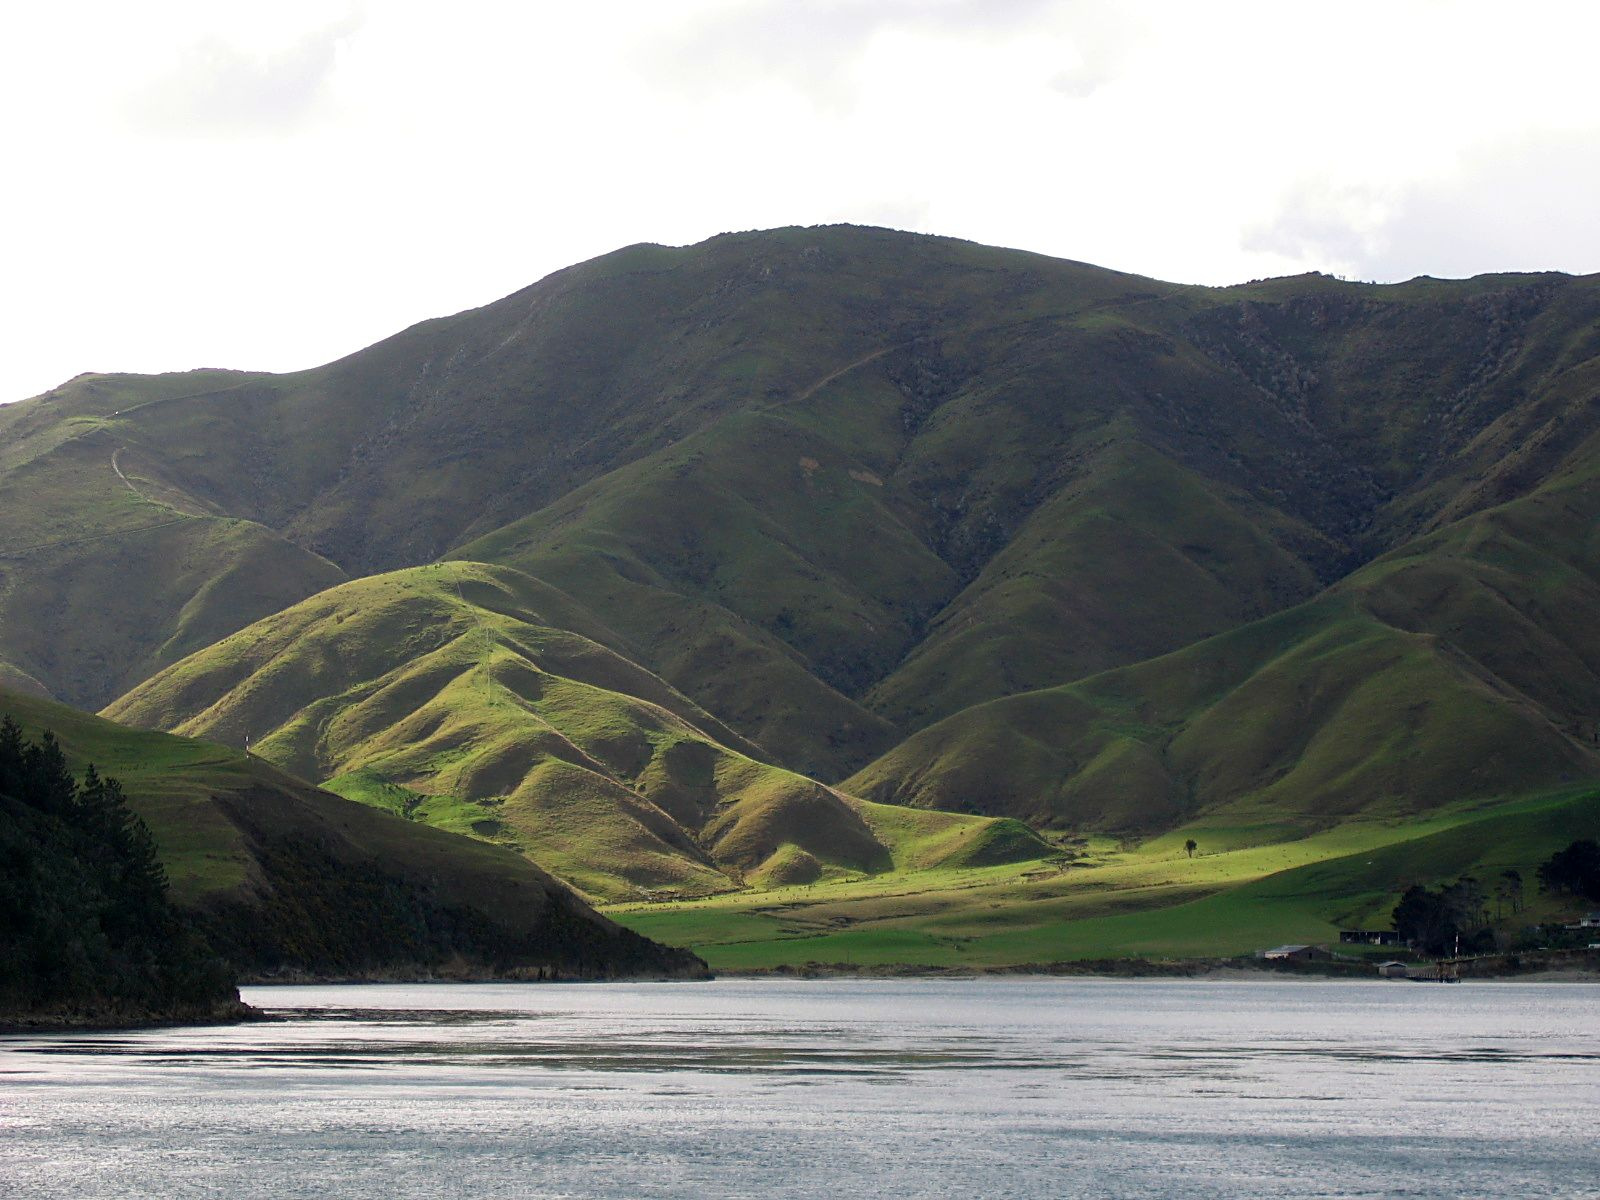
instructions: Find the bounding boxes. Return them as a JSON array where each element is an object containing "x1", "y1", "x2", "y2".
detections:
[
  {"x1": 3, "y1": 225, "x2": 1599, "y2": 954},
  {"x1": 0, "y1": 685, "x2": 704, "y2": 980},
  {"x1": 106, "y1": 562, "x2": 1050, "y2": 901}
]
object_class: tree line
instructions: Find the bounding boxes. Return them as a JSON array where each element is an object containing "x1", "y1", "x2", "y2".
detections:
[
  {"x1": 0, "y1": 718, "x2": 235, "y2": 1022},
  {"x1": 1392, "y1": 839, "x2": 1600, "y2": 956}
]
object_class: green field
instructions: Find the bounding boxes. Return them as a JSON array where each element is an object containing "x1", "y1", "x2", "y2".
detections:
[{"x1": 607, "y1": 786, "x2": 1600, "y2": 969}]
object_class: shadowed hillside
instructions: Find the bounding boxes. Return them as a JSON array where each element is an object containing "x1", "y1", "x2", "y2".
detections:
[
  {"x1": 847, "y1": 461, "x2": 1600, "y2": 832},
  {"x1": 0, "y1": 686, "x2": 704, "y2": 980},
  {"x1": 0, "y1": 718, "x2": 245, "y2": 1028}
]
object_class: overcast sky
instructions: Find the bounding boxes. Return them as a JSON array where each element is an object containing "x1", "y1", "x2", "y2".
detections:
[{"x1": 4, "y1": 0, "x2": 1599, "y2": 404}]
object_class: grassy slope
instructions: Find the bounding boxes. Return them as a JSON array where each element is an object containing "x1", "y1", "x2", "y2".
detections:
[
  {"x1": 453, "y1": 257, "x2": 1600, "y2": 778},
  {"x1": 105, "y1": 562, "x2": 1051, "y2": 901},
  {"x1": 864, "y1": 439, "x2": 1326, "y2": 730},
  {"x1": 847, "y1": 435, "x2": 1600, "y2": 822},
  {"x1": 450, "y1": 404, "x2": 942, "y2": 776},
  {"x1": 5, "y1": 231, "x2": 1179, "y2": 767},
  {"x1": 0, "y1": 684, "x2": 701, "y2": 977},
  {"x1": 611, "y1": 786, "x2": 1600, "y2": 968},
  {"x1": 0, "y1": 374, "x2": 346, "y2": 708},
  {"x1": 449, "y1": 320, "x2": 1340, "y2": 775}
]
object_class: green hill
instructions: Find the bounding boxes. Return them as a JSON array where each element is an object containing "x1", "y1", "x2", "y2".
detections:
[
  {"x1": 452, "y1": 249, "x2": 1600, "y2": 776},
  {"x1": 0, "y1": 378, "x2": 346, "y2": 709},
  {"x1": 105, "y1": 562, "x2": 1051, "y2": 901},
  {"x1": 845, "y1": 462, "x2": 1600, "y2": 834},
  {"x1": 7, "y1": 232, "x2": 1598, "y2": 780},
  {"x1": 0, "y1": 685, "x2": 703, "y2": 980}
]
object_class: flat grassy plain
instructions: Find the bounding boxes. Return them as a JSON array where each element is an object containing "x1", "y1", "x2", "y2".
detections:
[{"x1": 606, "y1": 785, "x2": 1600, "y2": 969}]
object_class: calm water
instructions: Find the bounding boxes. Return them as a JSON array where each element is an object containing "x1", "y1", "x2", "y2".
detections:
[{"x1": 2, "y1": 978, "x2": 1598, "y2": 1198}]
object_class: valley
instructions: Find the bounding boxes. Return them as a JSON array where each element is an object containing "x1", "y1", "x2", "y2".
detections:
[{"x1": 611, "y1": 784, "x2": 1600, "y2": 969}]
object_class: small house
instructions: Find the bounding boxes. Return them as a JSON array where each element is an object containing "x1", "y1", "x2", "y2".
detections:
[{"x1": 1376, "y1": 961, "x2": 1409, "y2": 979}]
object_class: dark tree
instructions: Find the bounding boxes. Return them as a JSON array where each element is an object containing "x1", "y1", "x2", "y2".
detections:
[
  {"x1": 1184, "y1": 838, "x2": 1197, "y2": 859},
  {"x1": 1392, "y1": 879, "x2": 1494, "y2": 956},
  {"x1": 1495, "y1": 868, "x2": 1524, "y2": 919},
  {"x1": 1502, "y1": 869, "x2": 1523, "y2": 914},
  {"x1": 1393, "y1": 886, "x2": 1441, "y2": 951},
  {"x1": 1453, "y1": 876, "x2": 1488, "y2": 928},
  {"x1": 0, "y1": 716, "x2": 22, "y2": 793},
  {"x1": 1537, "y1": 840, "x2": 1600, "y2": 902},
  {"x1": 0, "y1": 723, "x2": 235, "y2": 1022},
  {"x1": 21, "y1": 730, "x2": 76, "y2": 816}
]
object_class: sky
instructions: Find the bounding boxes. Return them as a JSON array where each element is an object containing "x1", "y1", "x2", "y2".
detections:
[{"x1": 3, "y1": 0, "x2": 1599, "y2": 404}]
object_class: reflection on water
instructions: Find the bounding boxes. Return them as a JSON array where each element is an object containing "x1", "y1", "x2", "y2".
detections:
[{"x1": 2, "y1": 979, "x2": 1598, "y2": 1198}]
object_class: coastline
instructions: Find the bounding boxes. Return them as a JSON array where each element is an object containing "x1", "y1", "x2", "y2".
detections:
[
  {"x1": 711, "y1": 949, "x2": 1600, "y2": 983},
  {"x1": 0, "y1": 998, "x2": 264, "y2": 1035},
  {"x1": 10, "y1": 953, "x2": 1593, "y2": 1029},
  {"x1": 237, "y1": 963, "x2": 712, "y2": 986}
]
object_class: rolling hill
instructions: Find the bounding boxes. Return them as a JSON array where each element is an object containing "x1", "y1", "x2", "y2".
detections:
[
  {"x1": 106, "y1": 562, "x2": 1051, "y2": 901},
  {"x1": 614, "y1": 783, "x2": 1600, "y2": 970},
  {"x1": 6, "y1": 229, "x2": 1592, "y2": 777},
  {"x1": 0, "y1": 377, "x2": 347, "y2": 709}
]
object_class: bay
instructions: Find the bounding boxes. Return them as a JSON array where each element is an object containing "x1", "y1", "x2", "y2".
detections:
[{"x1": 2, "y1": 978, "x2": 1598, "y2": 1198}]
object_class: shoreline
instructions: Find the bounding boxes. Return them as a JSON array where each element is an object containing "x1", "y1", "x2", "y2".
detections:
[
  {"x1": 0, "y1": 998, "x2": 264, "y2": 1036},
  {"x1": 240, "y1": 946, "x2": 1600, "y2": 985},
  {"x1": 236, "y1": 965, "x2": 710, "y2": 986},
  {"x1": 711, "y1": 967, "x2": 1600, "y2": 982},
  {"x1": 11, "y1": 955, "x2": 1593, "y2": 1030},
  {"x1": 710, "y1": 950, "x2": 1600, "y2": 982}
]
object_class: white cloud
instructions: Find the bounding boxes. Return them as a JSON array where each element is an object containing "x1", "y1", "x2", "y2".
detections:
[
  {"x1": 2, "y1": 0, "x2": 1599, "y2": 403},
  {"x1": 130, "y1": 9, "x2": 363, "y2": 136},
  {"x1": 1249, "y1": 130, "x2": 1600, "y2": 281}
]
